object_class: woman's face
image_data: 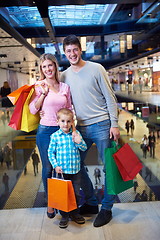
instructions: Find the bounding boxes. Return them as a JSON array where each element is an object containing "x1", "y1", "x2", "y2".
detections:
[{"x1": 41, "y1": 59, "x2": 56, "y2": 80}]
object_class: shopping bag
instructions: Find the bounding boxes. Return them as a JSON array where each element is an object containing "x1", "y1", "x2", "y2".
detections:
[
  {"x1": 48, "y1": 178, "x2": 77, "y2": 212},
  {"x1": 113, "y1": 143, "x2": 143, "y2": 181},
  {"x1": 105, "y1": 141, "x2": 133, "y2": 195},
  {"x1": 7, "y1": 84, "x2": 34, "y2": 105},
  {"x1": 8, "y1": 90, "x2": 30, "y2": 130},
  {"x1": 20, "y1": 88, "x2": 40, "y2": 132}
]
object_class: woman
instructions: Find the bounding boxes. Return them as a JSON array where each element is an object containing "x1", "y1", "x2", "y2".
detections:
[
  {"x1": 125, "y1": 120, "x2": 130, "y2": 136},
  {"x1": 141, "y1": 134, "x2": 149, "y2": 158},
  {"x1": 29, "y1": 53, "x2": 73, "y2": 218},
  {"x1": 130, "y1": 119, "x2": 135, "y2": 136},
  {"x1": 0, "y1": 81, "x2": 13, "y2": 107}
]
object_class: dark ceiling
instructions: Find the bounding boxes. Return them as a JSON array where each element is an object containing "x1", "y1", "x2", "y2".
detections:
[{"x1": 0, "y1": 0, "x2": 160, "y2": 72}]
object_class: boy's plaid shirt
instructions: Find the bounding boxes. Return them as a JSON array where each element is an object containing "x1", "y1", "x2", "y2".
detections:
[{"x1": 48, "y1": 129, "x2": 87, "y2": 174}]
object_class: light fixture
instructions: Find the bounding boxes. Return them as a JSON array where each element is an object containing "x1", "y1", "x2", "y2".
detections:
[
  {"x1": 0, "y1": 54, "x2": 7, "y2": 58},
  {"x1": 127, "y1": 35, "x2": 132, "y2": 49},
  {"x1": 80, "y1": 37, "x2": 86, "y2": 51},
  {"x1": 119, "y1": 35, "x2": 125, "y2": 53}
]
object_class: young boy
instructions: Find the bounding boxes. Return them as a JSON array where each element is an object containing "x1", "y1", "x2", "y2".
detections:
[{"x1": 48, "y1": 108, "x2": 87, "y2": 228}]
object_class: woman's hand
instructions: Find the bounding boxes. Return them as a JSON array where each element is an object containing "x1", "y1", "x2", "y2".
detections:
[{"x1": 40, "y1": 82, "x2": 49, "y2": 95}]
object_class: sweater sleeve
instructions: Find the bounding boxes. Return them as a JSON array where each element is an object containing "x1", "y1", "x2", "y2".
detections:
[
  {"x1": 29, "y1": 84, "x2": 42, "y2": 115},
  {"x1": 97, "y1": 65, "x2": 118, "y2": 127}
]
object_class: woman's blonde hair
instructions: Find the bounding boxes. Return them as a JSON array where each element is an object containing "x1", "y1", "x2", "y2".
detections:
[{"x1": 39, "y1": 53, "x2": 60, "y2": 82}]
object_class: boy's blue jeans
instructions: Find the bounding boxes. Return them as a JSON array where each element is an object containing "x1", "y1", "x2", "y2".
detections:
[
  {"x1": 36, "y1": 124, "x2": 59, "y2": 196},
  {"x1": 77, "y1": 119, "x2": 116, "y2": 210}
]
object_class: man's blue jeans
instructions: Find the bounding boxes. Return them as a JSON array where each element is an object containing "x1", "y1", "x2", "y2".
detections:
[
  {"x1": 36, "y1": 124, "x2": 59, "y2": 196},
  {"x1": 77, "y1": 119, "x2": 116, "y2": 210}
]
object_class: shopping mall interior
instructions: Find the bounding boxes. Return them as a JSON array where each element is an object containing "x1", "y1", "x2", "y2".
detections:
[{"x1": 0, "y1": 1, "x2": 160, "y2": 239}]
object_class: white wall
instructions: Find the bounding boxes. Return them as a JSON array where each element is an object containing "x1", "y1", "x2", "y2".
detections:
[
  {"x1": 0, "y1": 68, "x2": 7, "y2": 88},
  {"x1": 0, "y1": 68, "x2": 33, "y2": 91}
]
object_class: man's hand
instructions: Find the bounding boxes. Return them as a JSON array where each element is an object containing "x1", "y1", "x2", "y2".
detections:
[{"x1": 110, "y1": 127, "x2": 120, "y2": 141}]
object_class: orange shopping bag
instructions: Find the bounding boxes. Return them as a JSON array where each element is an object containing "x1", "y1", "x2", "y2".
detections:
[
  {"x1": 7, "y1": 84, "x2": 34, "y2": 105},
  {"x1": 8, "y1": 85, "x2": 35, "y2": 130},
  {"x1": 48, "y1": 178, "x2": 77, "y2": 212}
]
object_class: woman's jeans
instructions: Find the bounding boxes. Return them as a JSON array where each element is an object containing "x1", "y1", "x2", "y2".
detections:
[
  {"x1": 77, "y1": 119, "x2": 116, "y2": 211},
  {"x1": 36, "y1": 124, "x2": 59, "y2": 197}
]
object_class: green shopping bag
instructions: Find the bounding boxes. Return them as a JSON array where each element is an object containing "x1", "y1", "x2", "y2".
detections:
[{"x1": 105, "y1": 141, "x2": 133, "y2": 195}]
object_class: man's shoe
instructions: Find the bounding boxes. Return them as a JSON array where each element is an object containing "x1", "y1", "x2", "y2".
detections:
[
  {"x1": 70, "y1": 213, "x2": 85, "y2": 224},
  {"x1": 59, "y1": 216, "x2": 69, "y2": 228},
  {"x1": 79, "y1": 204, "x2": 99, "y2": 215},
  {"x1": 93, "y1": 209, "x2": 112, "y2": 227}
]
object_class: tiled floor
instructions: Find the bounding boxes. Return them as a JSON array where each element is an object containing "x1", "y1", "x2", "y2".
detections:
[{"x1": 0, "y1": 202, "x2": 160, "y2": 240}]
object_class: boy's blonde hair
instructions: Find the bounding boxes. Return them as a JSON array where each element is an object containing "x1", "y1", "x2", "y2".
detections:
[{"x1": 57, "y1": 108, "x2": 73, "y2": 120}]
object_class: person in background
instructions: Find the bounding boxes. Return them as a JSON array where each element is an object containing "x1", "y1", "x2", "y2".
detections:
[
  {"x1": 125, "y1": 120, "x2": 130, "y2": 136},
  {"x1": 94, "y1": 167, "x2": 101, "y2": 185},
  {"x1": 3, "y1": 143, "x2": 12, "y2": 170},
  {"x1": 2, "y1": 172, "x2": 9, "y2": 193},
  {"x1": 148, "y1": 131, "x2": 156, "y2": 158},
  {"x1": 31, "y1": 149, "x2": 40, "y2": 176},
  {"x1": 130, "y1": 119, "x2": 135, "y2": 136},
  {"x1": 140, "y1": 190, "x2": 148, "y2": 201},
  {"x1": 141, "y1": 134, "x2": 149, "y2": 159},
  {"x1": 61, "y1": 35, "x2": 120, "y2": 228},
  {"x1": 133, "y1": 193, "x2": 142, "y2": 202},
  {"x1": 133, "y1": 177, "x2": 138, "y2": 193},
  {"x1": 48, "y1": 108, "x2": 87, "y2": 228},
  {"x1": 0, "y1": 144, "x2": 3, "y2": 166},
  {"x1": 138, "y1": 77, "x2": 143, "y2": 93},
  {"x1": 29, "y1": 53, "x2": 73, "y2": 219},
  {"x1": 0, "y1": 81, "x2": 13, "y2": 107},
  {"x1": 0, "y1": 81, "x2": 13, "y2": 119}
]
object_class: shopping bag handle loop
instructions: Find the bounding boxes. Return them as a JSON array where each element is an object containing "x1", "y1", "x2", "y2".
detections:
[{"x1": 52, "y1": 170, "x2": 64, "y2": 179}]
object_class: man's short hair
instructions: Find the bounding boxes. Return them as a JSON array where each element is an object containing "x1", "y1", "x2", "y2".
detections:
[{"x1": 63, "y1": 35, "x2": 81, "y2": 51}]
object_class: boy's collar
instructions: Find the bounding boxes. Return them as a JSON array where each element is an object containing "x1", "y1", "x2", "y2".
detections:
[{"x1": 59, "y1": 128, "x2": 72, "y2": 135}]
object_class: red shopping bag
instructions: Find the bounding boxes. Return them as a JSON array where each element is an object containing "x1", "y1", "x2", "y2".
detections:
[
  {"x1": 48, "y1": 178, "x2": 77, "y2": 212},
  {"x1": 113, "y1": 143, "x2": 143, "y2": 181},
  {"x1": 7, "y1": 84, "x2": 34, "y2": 105},
  {"x1": 8, "y1": 85, "x2": 34, "y2": 130}
]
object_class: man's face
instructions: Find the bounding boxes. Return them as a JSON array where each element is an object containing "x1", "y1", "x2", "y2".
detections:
[{"x1": 64, "y1": 44, "x2": 82, "y2": 66}]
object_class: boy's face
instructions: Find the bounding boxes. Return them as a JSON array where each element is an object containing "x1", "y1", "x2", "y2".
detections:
[
  {"x1": 57, "y1": 114, "x2": 73, "y2": 133},
  {"x1": 64, "y1": 44, "x2": 82, "y2": 66}
]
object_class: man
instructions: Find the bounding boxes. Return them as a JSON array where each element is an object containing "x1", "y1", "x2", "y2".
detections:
[
  {"x1": 61, "y1": 35, "x2": 120, "y2": 227},
  {"x1": 148, "y1": 131, "x2": 156, "y2": 158},
  {"x1": 31, "y1": 149, "x2": 40, "y2": 176}
]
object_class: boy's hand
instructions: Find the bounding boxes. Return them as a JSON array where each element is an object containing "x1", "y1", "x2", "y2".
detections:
[
  {"x1": 72, "y1": 131, "x2": 81, "y2": 144},
  {"x1": 55, "y1": 166, "x2": 62, "y2": 174}
]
